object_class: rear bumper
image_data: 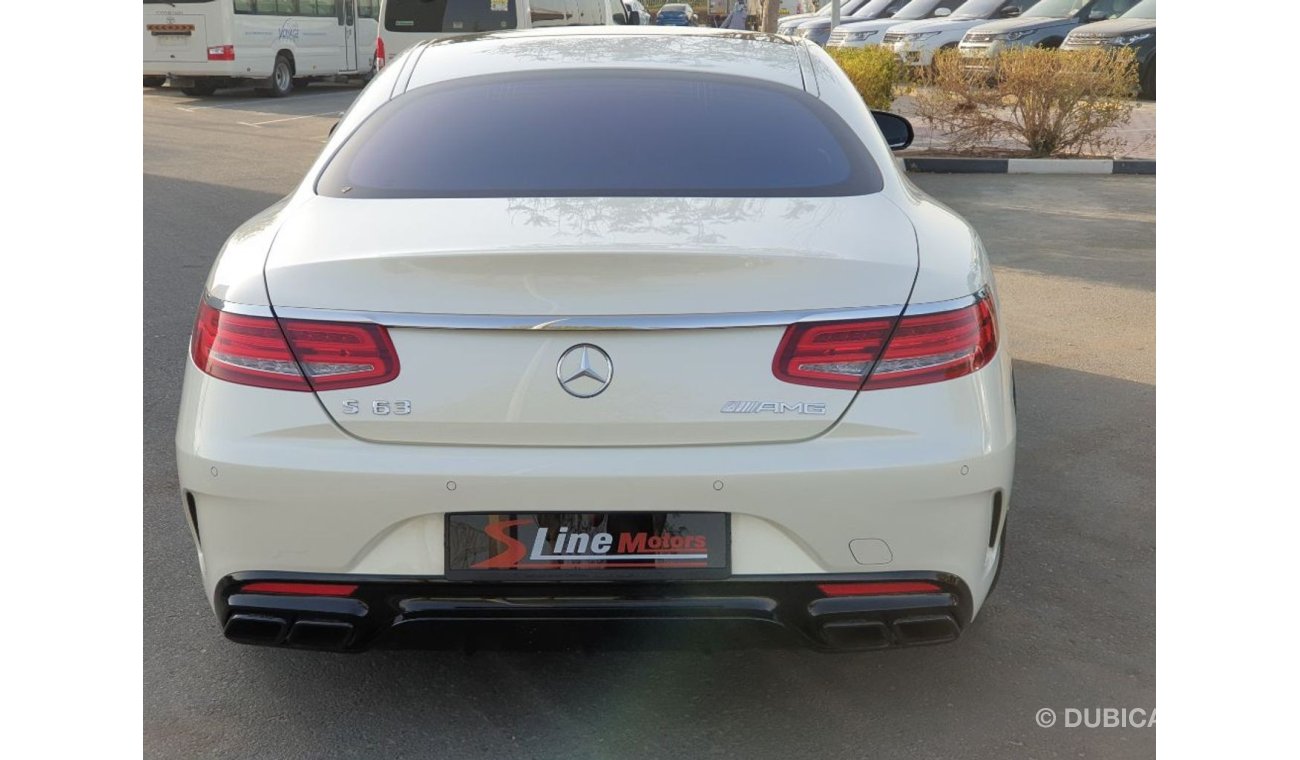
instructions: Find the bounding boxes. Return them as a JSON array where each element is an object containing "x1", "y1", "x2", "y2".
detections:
[
  {"x1": 217, "y1": 571, "x2": 975, "y2": 652},
  {"x1": 143, "y1": 60, "x2": 250, "y2": 78},
  {"x1": 178, "y1": 346, "x2": 1015, "y2": 610}
]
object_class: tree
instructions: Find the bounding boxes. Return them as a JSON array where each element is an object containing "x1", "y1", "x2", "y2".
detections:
[{"x1": 761, "y1": 0, "x2": 779, "y2": 32}]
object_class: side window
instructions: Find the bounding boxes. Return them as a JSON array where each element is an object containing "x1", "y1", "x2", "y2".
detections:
[
  {"x1": 317, "y1": 1, "x2": 339, "y2": 18},
  {"x1": 234, "y1": 0, "x2": 257, "y2": 13},
  {"x1": 274, "y1": 0, "x2": 299, "y2": 14},
  {"x1": 531, "y1": 0, "x2": 569, "y2": 26},
  {"x1": 611, "y1": 1, "x2": 627, "y2": 24},
  {"x1": 358, "y1": 0, "x2": 376, "y2": 19}
]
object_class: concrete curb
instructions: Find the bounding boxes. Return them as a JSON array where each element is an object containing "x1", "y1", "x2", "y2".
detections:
[{"x1": 900, "y1": 156, "x2": 1155, "y2": 175}]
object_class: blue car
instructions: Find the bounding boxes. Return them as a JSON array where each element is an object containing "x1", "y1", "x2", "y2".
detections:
[{"x1": 655, "y1": 3, "x2": 698, "y2": 25}]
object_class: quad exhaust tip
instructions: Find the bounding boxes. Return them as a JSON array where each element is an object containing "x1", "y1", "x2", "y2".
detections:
[
  {"x1": 817, "y1": 615, "x2": 960, "y2": 650},
  {"x1": 223, "y1": 614, "x2": 355, "y2": 650},
  {"x1": 891, "y1": 615, "x2": 960, "y2": 646},
  {"x1": 819, "y1": 620, "x2": 893, "y2": 650},
  {"x1": 224, "y1": 614, "x2": 288, "y2": 646},
  {"x1": 287, "y1": 619, "x2": 356, "y2": 650}
]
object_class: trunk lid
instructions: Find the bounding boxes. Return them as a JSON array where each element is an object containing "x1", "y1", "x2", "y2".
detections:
[{"x1": 264, "y1": 196, "x2": 918, "y2": 446}]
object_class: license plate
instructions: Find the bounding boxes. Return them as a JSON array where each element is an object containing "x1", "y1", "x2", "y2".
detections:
[{"x1": 446, "y1": 512, "x2": 730, "y2": 580}]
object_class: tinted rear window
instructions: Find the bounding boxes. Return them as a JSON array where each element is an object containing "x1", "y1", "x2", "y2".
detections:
[
  {"x1": 317, "y1": 71, "x2": 883, "y2": 198},
  {"x1": 383, "y1": 0, "x2": 517, "y2": 33}
]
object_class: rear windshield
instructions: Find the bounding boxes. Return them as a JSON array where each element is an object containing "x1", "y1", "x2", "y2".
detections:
[
  {"x1": 317, "y1": 71, "x2": 883, "y2": 198},
  {"x1": 384, "y1": 0, "x2": 517, "y2": 33}
]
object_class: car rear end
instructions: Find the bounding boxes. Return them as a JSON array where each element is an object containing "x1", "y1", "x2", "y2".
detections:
[
  {"x1": 185, "y1": 288, "x2": 1013, "y2": 652},
  {"x1": 143, "y1": 0, "x2": 239, "y2": 79},
  {"x1": 655, "y1": 10, "x2": 692, "y2": 26},
  {"x1": 178, "y1": 33, "x2": 1015, "y2": 653}
]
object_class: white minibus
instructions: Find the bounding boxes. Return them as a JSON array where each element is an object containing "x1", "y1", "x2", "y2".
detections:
[{"x1": 143, "y1": 1, "x2": 381, "y2": 97}]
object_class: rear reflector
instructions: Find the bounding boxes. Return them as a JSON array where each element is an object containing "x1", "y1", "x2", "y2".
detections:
[
  {"x1": 241, "y1": 582, "x2": 358, "y2": 597},
  {"x1": 190, "y1": 301, "x2": 399, "y2": 391},
  {"x1": 817, "y1": 581, "x2": 943, "y2": 597},
  {"x1": 207, "y1": 44, "x2": 235, "y2": 61},
  {"x1": 772, "y1": 292, "x2": 998, "y2": 391}
]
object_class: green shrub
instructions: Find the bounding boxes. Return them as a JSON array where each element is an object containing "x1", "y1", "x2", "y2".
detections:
[
  {"x1": 914, "y1": 46, "x2": 1139, "y2": 157},
  {"x1": 827, "y1": 46, "x2": 900, "y2": 111}
]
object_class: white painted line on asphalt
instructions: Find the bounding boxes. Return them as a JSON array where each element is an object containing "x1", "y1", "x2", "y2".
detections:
[
  {"x1": 1007, "y1": 158, "x2": 1114, "y2": 175},
  {"x1": 237, "y1": 110, "x2": 343, "y2": 128}
]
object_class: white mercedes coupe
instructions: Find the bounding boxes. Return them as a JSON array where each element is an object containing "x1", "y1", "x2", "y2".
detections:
[{"x1": 176, "y1": 26, "x2": 1015, "y2": 653}]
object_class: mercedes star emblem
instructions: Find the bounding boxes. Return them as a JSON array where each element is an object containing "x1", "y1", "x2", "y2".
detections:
[{"x1": 556, "y1": 344, "x2": 613, "y2": 398}]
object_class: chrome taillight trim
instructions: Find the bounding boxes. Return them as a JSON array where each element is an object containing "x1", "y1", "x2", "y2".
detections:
[
  {"x1": 257, "y1": 303, "x2": 906, "y2": 331},
  {"x1": 899, "y1": 288, "x2": 986, "y2": 317},
  {"x1": 203, "y1": 290, "x2": 988, "y2": 331},
  {"x1": 203, "y1": 294, "x2": 274, "y2": 318}
]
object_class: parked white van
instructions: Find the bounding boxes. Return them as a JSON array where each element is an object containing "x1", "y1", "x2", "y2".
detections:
[
  {"x1": 143, "y1": 0, "x2": 381, "y2": 97},
  {"x1": 375, "y1": 0, "x2": 633, "y2": 70}
]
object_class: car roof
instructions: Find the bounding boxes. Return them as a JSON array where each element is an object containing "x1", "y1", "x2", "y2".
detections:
[{"x1": 400, "y1": 28, "x2": 807, "y2": 94}]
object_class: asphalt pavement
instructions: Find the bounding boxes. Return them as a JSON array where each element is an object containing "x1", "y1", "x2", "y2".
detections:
[{"x1": 144, "y1": 84, "x2": 1155, "y2": 759}]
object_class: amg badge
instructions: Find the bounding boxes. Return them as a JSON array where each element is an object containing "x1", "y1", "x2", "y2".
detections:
[{"x1": 720, "y1": 401, "x2": 828, "y2": 415}]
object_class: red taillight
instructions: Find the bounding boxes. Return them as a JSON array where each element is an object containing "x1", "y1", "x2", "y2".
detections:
[
  {"x1": 865, "y1": 297, "x2": 998, "y2": 390},
  {"x1": 241, "y1": 582, "x2": 358, "y2": 597},
  {"x1": 772, "y1": 316, "x2": 895, "y2": 389},
  {"x1": 817, "y1": 581, "x2": 943, "y2": 597},
  {"x1": 279, "y1": 317, "x2": 401, "y2": 391},
  {"x1": 207, "y1": 44, "x2": 235, "y2": 61},
  {"x1": 191, "y1": 302, "x2": 308, "y2": 390},
  {"x1": 190, "y1": 301, "x2": 399, "y2": 391},
  {"x1": 772, "y1": 293, "x2": 998, "y2": 391},
  {"x1": 375, "y1": 36, "x2": 386, "y2": 69}
]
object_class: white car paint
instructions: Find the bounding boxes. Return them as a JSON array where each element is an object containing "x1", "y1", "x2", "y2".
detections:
[{"x1": 178, "y1": 27, "x2": 1015, "y2": 650}]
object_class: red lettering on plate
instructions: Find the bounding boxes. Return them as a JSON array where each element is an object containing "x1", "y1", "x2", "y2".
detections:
[
  {"x1": 618, "y1": 533, "x2": 647, "y2": 553},
  {"x1": 471, "y1": 518, "x2": 533, "y2": 569}
]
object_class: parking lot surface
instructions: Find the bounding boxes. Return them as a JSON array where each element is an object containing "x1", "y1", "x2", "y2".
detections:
[{"x1": 145, "y1": 85, "x2": 1155, "y2": 759}]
